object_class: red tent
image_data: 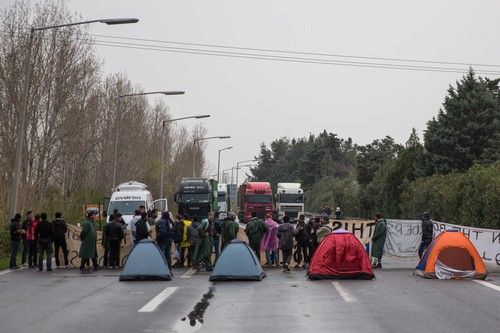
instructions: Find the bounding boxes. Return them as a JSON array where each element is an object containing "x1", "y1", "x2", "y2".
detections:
[{"x1": 308, "y1": 230, "x2": 374, "y2": 280}]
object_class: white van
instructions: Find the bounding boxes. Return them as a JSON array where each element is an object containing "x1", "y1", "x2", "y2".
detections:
[{"x1": 106, "y1": 181, "x2": 167, "y2": 225}]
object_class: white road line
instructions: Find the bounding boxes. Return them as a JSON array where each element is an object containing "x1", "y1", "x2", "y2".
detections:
[
  {"x1": 473, "y1": 280, "x2": 500, "y2": 292},
  {"x1": 138, "y1": 287, "x2": 178, "y2": 312},
  {"x1": 332, "y1": 281, "x2": 358, "y2": 302},
  {"x1": 180, "y1": 267, "x2": 197, "y2": 278}
]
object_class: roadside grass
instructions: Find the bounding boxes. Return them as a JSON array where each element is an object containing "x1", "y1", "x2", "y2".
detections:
[{"x1": 0, "y1": 254, "x2": 22, "y2": 270}]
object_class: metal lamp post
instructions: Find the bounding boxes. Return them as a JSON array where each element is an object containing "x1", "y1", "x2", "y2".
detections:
[
  {"x1": 235, "y1": 159, "x2": 258, "y2": 186},
  {"x1": 160, "y1": 114, "x2": 210, "y2": 197},
  {"x1": 217, "y1": 146, "x2": 233, "y2": 182},
  {"x1": 9, "y1": 17, "x2": 139, "y2": 218},
  {"x1": 111, "y1": 90, "x2": 185, "y2": 190},
  {"x1": 192, "y1": 136, "x2": 231, "y2": 177}
]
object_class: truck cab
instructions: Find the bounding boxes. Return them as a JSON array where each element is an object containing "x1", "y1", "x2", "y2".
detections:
[
  {"x1": 275, "y1": 182, "x2": 304, "y2": 222},
  {"x1": 238, "y1": 182, "x2": 273, "y2": 222},
  {"x1": 217, "y1": 183, "x2": 229, "y2": 219},
  {"x1": 175, "y1": 178, "x2": 217, "y2": 219}
]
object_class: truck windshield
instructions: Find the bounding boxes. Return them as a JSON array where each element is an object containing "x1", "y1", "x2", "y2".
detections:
[
  {"x1": 278, "y1": 193, "x2": 304, "y2": 203},
  {"x1": 246, "y1": 194, "x2": 272, "y2": 203},
  {"x1": 108, "y1": 201, "x2": 146, "y2": 215},
  {"x1": 179, "y1": 193, "x2": 211, "y2": 202},
  {"x1": 218, "y1": 192, "x2": 227, "y2": 202}
]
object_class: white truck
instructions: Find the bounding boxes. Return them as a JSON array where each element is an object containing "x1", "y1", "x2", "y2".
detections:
[
  {"x1": 275, "y1": 183, "x2": 304, "y2": 221},
  {"x1": 106, "y1": 181, "x2": 167, "y2": 224},
  {"x1": 217, "y1": 182, "x2": 229, "y2": 219}
]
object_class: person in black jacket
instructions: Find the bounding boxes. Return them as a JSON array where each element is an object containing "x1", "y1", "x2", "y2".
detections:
[
  {"x1": 156, "y1": 211, "x2": 174, "y2": 270},
  {"x1": 36, "y1": 213, "x2": 54, "y2": 271},
  {"x1": 52, "y1": 212, "x2": 69, "y2": 268},
  {"x1": 293, "y1": 214, "x2": 309, "y2": 268},
  {"x1": 134, "y1": 212, "x2": 150, "y2": 244},
  {"x1": 105, "y1": 213, "x2": 124, "y2": 268},
  {"x1": 9, "y1": 213, "x2": 22, "y2": 270},
  {"x1": 172, "y1": 215, "x2": 184, "y2": 268},
  {"x1": 418, "y1": 211, "x2": 434, "y2": 258}
]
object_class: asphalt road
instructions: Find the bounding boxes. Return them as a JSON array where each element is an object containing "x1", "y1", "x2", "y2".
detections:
[{"x1": 0, "y1": 264, "x2": 499, "y2": 333}]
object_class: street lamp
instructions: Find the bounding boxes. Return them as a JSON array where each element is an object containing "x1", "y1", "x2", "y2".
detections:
[
  {"x1": 160, "y1": 114, "x2": 210, "y2": 198},
  {"x1": 230, "y1": 164, "x2": 253, "y2": 184},
  {"x1": 235, "y1": 159, "x2": 258, "y2": 186},
  {"x1": 9, "y1": 17, "x2": 139, "y2": 218},
  {"x1": 111, "y1": 90, "x2": 185, "y2": 189},
  {"x1": 217, "y1": 146, "x2": 233, "y2": 182},
  {"x1": 192, "y1": 136, "x2": 231, "y2": 177}
]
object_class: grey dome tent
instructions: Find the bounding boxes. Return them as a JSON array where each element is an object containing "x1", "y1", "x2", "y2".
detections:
[
  {"x1": 210, "y1": 240, "x2": 266, "y2": 281},
  {"x1": 119, "y1": 239, "x2": 172, "y2": 281}
]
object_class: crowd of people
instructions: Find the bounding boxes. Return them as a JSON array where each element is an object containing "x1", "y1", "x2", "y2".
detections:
[{"x1": 8, "y1": 206, "x2": 434, "y2": 273}]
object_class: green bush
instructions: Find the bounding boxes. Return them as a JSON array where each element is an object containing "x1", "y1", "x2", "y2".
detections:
[
  {"x1": 401, "y1": 162, "x2": 500, "y2": 229},
  {"x1": 0, "y1": 224, "x2": 11, "y2": 260}
]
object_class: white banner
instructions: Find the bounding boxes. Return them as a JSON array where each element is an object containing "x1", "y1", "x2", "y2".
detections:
[{"x1": 384, "y1": 219, "x2": 500, "y2": 269}]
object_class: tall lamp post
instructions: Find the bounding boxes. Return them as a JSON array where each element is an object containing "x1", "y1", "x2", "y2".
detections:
[
  {"x1": 111, "y1": 90, "x2": 185, "y2": 190},
  {"x1": 230, "y1": 164, "x2": 253, "y2": 184},
  {"x1": 160, "y1": 114, "x2": 210, "y2": 198},
  {"x1": 217, "y1": 146, "x2": 233, "y2": 182},
  {"x1": 9, "y1": 17, "x2": 139, "y2": 218},
  {"x1": 192, "y1": 136, "x2": 231, "y2": 177},
  {"x1": 235, "y1": 159, "x2": 258, "y2": 186}
]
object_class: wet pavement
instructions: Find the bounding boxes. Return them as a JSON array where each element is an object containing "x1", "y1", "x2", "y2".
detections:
[{"x1": 0, "y1": 265, "x2": 499, "y2": 332}]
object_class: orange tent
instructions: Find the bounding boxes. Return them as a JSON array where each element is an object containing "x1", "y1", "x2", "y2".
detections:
[{"x1": 415, "y1": 229, "x2": 487, "y2": 279}]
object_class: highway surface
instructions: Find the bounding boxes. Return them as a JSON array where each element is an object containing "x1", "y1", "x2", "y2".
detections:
[{"x1": 0, "y1": 264, "x2": 499, "y2": 333}]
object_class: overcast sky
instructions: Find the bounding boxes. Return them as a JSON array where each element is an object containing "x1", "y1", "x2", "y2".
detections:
[{"x1": 3, "y1": 0, "x2": 500, "y2": 181}]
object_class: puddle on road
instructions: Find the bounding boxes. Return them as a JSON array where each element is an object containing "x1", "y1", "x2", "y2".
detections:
[{"x1": 173, "y1": 286, "x2": 215, "y2": 332}]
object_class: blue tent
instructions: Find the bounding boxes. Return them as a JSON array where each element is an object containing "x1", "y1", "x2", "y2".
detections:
[
  {"x1": 119, "y1": 240, "x2": 172, "y2": 281},
  {"x1": 210, "y1": 240, "x2": 266, "y2": 281}
]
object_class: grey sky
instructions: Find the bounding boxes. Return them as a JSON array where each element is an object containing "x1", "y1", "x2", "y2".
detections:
[{"x1": 3, "y1": 0, "x2": 500, "y2": 182}]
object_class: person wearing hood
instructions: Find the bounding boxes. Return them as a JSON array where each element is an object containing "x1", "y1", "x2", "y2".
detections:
[
  {"x1": 418, "y1": 211, "x2": 434, "y2": 258},
  {"x1": 277, "y1": 216, "x2": 294, "y2": 271},
  {"x1": 9, "y1": 213, "x2": 22, "y2": 270},
  {"x1": 79, "y1": 210, "x2": 98, "y2": 273},
  {"x1": 371, "y1": 212, "x2": 387, "y2": 269},
  {"x1": 106, "y1": 213, "x2": 125, "y2": 268},
  {"x1": 293, "y1": 214, "x2": 310, "y2": 268},
  {"x1": 36, "y1": 213, "x2": 54, "y2": 272},
  {"x1": 245, "y1": 212, "x2": 268, "y2": 262},
  {"x1": 194, "y1": 213, "x2": 214, "y2": 271},
  {"x1": 52, "y1": 212, "x2": 69, "y2": 268},
  {"x1": 220, "y1": 212, "x2": 239, "y2": 248},
  {"x1": 156, "y1": 211, "x2": 174, "y2": 271},
  {"x1": 261, "y1": 213, "x2": 279, "y2": 267},
  {"x1": 188, "y1": 216, "x2": 201, "y2": 265},
  {"x1": 180, "y1": 216, "x2": 192, "y2": 267}
]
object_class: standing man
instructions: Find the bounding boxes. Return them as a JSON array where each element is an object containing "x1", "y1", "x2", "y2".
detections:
[
  {"x1": 306, "y1": 217, "x2": 320, "y2": 261},
  {"x1": 212, "y1": 212, "x2": 222, "y2": 259},
  {"x1": 129, "y1": 209, "x2": 141, "y2": 245},
  {"x1": 36, "y1": 213, "x2": 54, "y2": 272},
  {"x1": 9, "y1": 213, "x2": 22, "y2": 270},
  {"x1": 180, "y1": 216, "x2": 192, "y2": 267},
  {"x1": 334, "y1": 207, "x2": 345, "y2": 220},
  {"x1": 101, "y1": 214, "x2": 113, "y2": 268},
  {"x1": 220, "y1": 212, "x2": 239, "y2": 249},
  {"x1": 20, "y1": 212, "x2": 32, "y2": 267},
  {"x1": 187, "y1": 216, "x2": 201, "y2": 265},
  {"x1": 172, "y1": 215, "x2": 185, "y2": 268},
  {"x1": 418, "y1": 211, "x2": 434, "y2": 258},
  {"x1": 52, "y1": 212, "x2": 69, "y2": 268},
  {"x1": 79, "y1": 210, "x2": 98, "y2": 273},
  {"x1": 293, "y1": 214, "x2": 309, "y2": 268},
  {"x1": 371, "y1": 212, "x2": 387, "y2": 269},
  {"x1": 195, "y1": 214, "x2": 214, "y2": 271},
  {"x1": 26, "y1": 214, "x2": 39, "y2": 268},
  {"x1": 106, "y1": 213, "x2": 124, "y2": 268},
  {"x1": 245, "y1": 212, "x2": 268, "y2": 262},
  {"x1": 156, "y1": 211, "x2": 174, "y2": 271},
  {"x1": 134, "y1": 212, "x2": 151, "y2": 244},
  {"x1": 277, "y1": 216, "x2": 294, "y2": 272}
]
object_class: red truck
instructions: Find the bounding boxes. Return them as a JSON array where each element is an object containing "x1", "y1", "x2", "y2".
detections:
[{"x1": 238, "y1": 182, "x2": 274, "y2": 222}]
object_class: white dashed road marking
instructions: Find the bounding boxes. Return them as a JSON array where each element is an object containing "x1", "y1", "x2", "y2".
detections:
[
  {"x1": 473, "y1": 280, "x2": 500, "y2": 292},
  {"x1": 138, "y1": 287, "x2": 178, "y2": 312},
  {"x1": 332, "y1": 281, "x2": 358, "y2": 302}
]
